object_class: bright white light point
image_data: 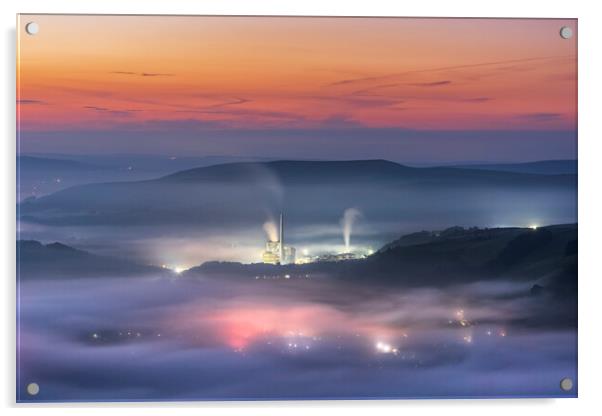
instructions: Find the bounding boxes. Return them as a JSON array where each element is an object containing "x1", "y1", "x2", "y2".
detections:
[
  {"x1": 302, "y1": 248, "x2": 309, "y2": 256},
  {"x1": 92, "y1": 333, "x2": 99, "y2": 339},
  {"x1": 463, "y1": 335, "x2": 472, "y2": 343},
  {"x1": 530, "y1": 225, "x2": 538, "y2": 230},
  {"x1": 174, "y1": 266, "x2": 186, "y2": 274},
  {"x1": 375, "y1": 341, "x2": 397, "y2": 354},
  {"x1": 284, "y1": 274, "x2": 290, "y2": 279}
]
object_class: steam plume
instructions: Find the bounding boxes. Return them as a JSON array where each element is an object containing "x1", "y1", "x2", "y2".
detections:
[
  {"x1": 340, "y1": 208, "x2": 362, "y2": 252},
  {"x1": 263, "y1": 221, "x2": 279, "y2": 242}
]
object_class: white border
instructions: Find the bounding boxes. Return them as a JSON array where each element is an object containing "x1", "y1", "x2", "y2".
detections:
[{"x1": 2, "y1": 1, "x2": 601, "y2": 415}]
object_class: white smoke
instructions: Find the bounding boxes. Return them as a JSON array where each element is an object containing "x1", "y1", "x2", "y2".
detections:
[
  {"x1": 263, "y1": 221, "x2": 279, "y2": 242},
  {"x1": 340, "y1": 208, "x2": 362, "y2": 252}
]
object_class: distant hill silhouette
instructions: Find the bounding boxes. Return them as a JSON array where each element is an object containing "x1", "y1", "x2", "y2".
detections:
[
  {"x1": 159, "y1": 159, "x2": 576, "y2": 185},
  {"x1": 452, "y1": 160, "x2": 577, "y2": 175},
  {"x1": 18, "y1": 155, "x2": 102, "y2": 172},
  {"x1": 18, "y1": 159, "x2": 577, "y2": 227},
  {"x1": 17, "y1": 240, "x2": 168, "y2": 279}
]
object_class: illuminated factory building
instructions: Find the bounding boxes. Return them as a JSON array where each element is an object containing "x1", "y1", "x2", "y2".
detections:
[
  {"x1": 262, "y1": 213, "x2": 296, "y2": 265},
  {"x1": 262, "y1": 241, "x2": 280, "y2": 264}
]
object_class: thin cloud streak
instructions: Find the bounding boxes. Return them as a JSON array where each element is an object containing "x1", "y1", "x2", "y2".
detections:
[
  {"x1": 326, "y1": 55, "x2": 576, "y2": 87},
  {"x1": 17, "y1": 99, "x2": 47, "y2": 105},
  {"x1": 110, "y1": 71, "x2": 175, "y2": 77},
  {"x1": 408, "y1": 80, "x2": 452, "y2": 87}
]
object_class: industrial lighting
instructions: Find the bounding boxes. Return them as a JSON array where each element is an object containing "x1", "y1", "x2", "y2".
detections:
[{"x1": 375, "y1": 341, "x2": 398, "y2": 354}]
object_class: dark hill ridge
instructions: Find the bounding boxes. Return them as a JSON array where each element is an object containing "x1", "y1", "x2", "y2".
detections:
[
  {"x1": 367, "y1": 224, "x2": 577, "y2": 284},
  {"x1": 159, "y1": 159, "x2": 412, "y2": 184},
  {"x1": 452, "y1": 160, "x2": 577, "y2": 175},
  {"x1": 188, "y1": 224, "x2": 577, "y2": 288},
  {"x1": 18, "y1": 159, "x2": 577, "y2": 227},
  {"x1": 18, "y1": 155, "x2": 102, "y2": 172},
  {"x1": 379, "y1": 225, "x2": 523, "y2": 252},
  {"x1": 158, "y1": 159, "x2": 575, "y2": 185},
  {"x1": 17, "y1": 240, "x2": 168, "y2": 279}
]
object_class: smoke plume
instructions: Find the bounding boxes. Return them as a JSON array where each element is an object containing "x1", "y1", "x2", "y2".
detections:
[
  {"x1": 340, "y1": 208, "x2": 362, "y2": 252},
  {"x1": 263, "y1": 221, "x2": 279, "y2": 242}
]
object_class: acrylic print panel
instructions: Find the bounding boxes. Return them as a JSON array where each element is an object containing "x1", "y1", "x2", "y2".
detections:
[{"x1": 16, "y1": 14, "x2": 577, "y2": 402}]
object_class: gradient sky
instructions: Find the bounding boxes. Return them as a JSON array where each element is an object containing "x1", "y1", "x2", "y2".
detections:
[{"x1": 17, "y1": 15, "x2": 577, "y2": 162}]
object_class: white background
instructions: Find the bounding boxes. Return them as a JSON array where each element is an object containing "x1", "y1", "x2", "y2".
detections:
[{"x1": 1, "y1": 0, "x2": 601, "y2": 414}]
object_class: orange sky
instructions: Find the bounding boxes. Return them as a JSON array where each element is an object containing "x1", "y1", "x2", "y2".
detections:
[{"x1": 17, "y1": 15, "x2": 577, "y2": 132}]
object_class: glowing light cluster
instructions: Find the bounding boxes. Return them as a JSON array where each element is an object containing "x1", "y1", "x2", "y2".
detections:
[
  {"x1": 161, "y1": 264, "x2": 187, "y2": 274},
  {"x1": 283, "y1": 330, "x2": 317, "y2": 352},
  {"x1": 375, "y1": 341, "x2": 399, "y2": 355}
]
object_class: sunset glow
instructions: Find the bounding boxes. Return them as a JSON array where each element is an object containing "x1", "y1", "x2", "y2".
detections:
[{"x1": 18, "y1": 16, "x2": 576, "y2": 133}]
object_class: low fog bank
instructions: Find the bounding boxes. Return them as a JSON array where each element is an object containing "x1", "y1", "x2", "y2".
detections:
[{"x1": 18, "y1": 273, "x2": 576, "y2": 401}]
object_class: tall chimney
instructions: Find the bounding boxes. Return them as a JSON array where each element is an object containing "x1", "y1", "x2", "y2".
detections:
[{"x1": 279, "y1": 212, "x2": 284, "y2": 264}]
